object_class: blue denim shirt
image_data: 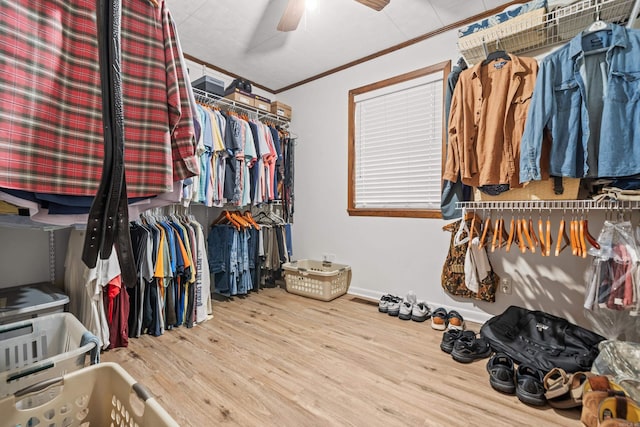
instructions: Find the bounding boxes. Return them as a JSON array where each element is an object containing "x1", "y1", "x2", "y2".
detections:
[{"x1": 520, "y1": 25, "x2": 640, "y2": 183}]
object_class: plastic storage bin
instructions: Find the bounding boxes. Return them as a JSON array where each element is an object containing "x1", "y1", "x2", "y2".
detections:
[
  {"x1": 282, "y1": 260, "x2": 352, "y2": 301},
  {"x1": 0, "y1": 282, "x2": 69, "y2": 325},
  {"x1": 0, "y1": 312, "x2": 97, "y2": 398},
  {"x1": 0, "y1": 362, "x2": 179, "y2": 427}
]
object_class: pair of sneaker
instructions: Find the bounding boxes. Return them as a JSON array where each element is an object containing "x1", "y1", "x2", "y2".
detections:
[
  {"x1": 378, "y1": 294, "x2": 402, "y2": 314},
  {"x1": 398, "y1": 291, "x2": 431, "y2": 322}
]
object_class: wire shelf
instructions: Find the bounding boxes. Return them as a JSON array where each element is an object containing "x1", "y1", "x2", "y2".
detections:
[
  {"x1": 192, "y1": 87, "x2": 290, "y2": 127},
  {"x1": 458, "y1": 0, "x2": 639, "y2": 65}
]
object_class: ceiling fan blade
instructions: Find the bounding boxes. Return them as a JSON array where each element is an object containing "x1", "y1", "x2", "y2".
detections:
[
  {"x1": 354, "y1": 0, "x2": 390, "y2": 11},
  {"x1": 277, "y1": 0, "x2": 305, "y2": 32}
]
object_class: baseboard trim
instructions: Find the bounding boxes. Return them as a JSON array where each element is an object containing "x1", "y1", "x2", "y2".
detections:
[{"x1": 347, "y1": 287, "x2": 493, "y2": 325}]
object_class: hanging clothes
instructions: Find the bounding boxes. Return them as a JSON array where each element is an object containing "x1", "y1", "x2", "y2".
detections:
[
  {"x1": 521, "y1": 24, "x2": 640, "y2": 183},
  {"x1": 444, "y1": 54, "x2": 540, "y2": 190},
  {"x1": 0, "y1": 0, "x2": 199, "y2": 198}
]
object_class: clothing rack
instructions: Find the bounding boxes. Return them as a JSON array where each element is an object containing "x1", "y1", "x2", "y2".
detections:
[
  {"x1": 192, "y1": 87, "x2": 290, "y2": 127},
  {"x1": 456, "y1": 200, "x2": 640, "y2": 211}
]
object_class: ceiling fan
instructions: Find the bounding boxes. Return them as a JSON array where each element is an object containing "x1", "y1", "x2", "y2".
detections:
[{"x1": 277, "y1": 0, "x2": 390, "y2": 32}]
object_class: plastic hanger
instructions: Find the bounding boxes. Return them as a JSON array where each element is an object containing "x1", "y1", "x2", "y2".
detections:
[
  {"x1": 517, "y1": 215, "x2": 527, "y2": 254},
  {"x1": 555, "y1": 211, "x2": 571, "y2": 256},
  {"x1": 491, "y1": 214, "x2": 502, "y2": 252},
  {"x1": 528, "y1": 215, "x2": 539, "y2": 252},
  {"x1": 505, "y1": 215, "x2": 516, "y2": 252},
  {"x1": 482, "y1": 50, "x2": 510, "y2": 66},
  {"x1": 537, "y1": 215, "x2": 546, "y2": 256},
  {"x1": 479, "y1": 215, "x2": 492, "y2": 250}
]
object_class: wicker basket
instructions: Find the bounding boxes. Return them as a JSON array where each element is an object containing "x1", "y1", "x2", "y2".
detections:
[
  {"x1": 283, "y1": 260, "x2": 352, "y2": 301},
  {"x1": 0, "y1": 362, "x2": 178, "y2": 426}
]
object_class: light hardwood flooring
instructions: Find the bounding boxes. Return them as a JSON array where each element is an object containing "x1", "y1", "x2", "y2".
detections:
[{"x1": 101, "y1": 287, "x2": 582, "y2": 426}]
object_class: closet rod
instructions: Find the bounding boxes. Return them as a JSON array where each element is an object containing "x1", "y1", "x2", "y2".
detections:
[
  {"x1": 192, "y1": 87, "x2": 290, "y2": 127},
  {"x1": 455, "y1": 200, "x2": 640, "y2": 211}
]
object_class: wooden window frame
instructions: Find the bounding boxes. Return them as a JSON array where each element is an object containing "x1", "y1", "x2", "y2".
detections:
[{"x1": 347, "y1": 60, "x2": 451, "y2": 218}]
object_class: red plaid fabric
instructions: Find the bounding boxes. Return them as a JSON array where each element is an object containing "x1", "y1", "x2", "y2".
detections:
[{"x1": 0, "y1": 0, "x2": 199, "y2": 197}]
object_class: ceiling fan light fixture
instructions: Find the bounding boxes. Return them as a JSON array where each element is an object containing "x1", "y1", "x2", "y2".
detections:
[
  {"x1": 306, "y1": 0, "x2": 317, "y2": 12},
  {"x1": 354, "y1": 0, "x2": 390, "y2": 11}
]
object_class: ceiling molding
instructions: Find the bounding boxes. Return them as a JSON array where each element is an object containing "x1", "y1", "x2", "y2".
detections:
[{"x1": 184, "y1": 1, "x2": 527, "y2": 95}]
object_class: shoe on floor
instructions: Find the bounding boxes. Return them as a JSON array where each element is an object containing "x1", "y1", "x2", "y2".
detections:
[
  {"x1": 598, "y1": 396, "x2": 640, "y2": 426},
  {"x1": 431, "y1": 307, "x2": 448, "y2": 330},
  {"x1": 398, "y1": 301, "x2": 413, "y2": 320},
  {"x1": 378, "y1": 294, "x2": 393, "y2": 313},
  {"x1": 440, "y1": 329, "x2": 474, "y2": 354},
  {"x1": 411, "y1": 302, "x2": 431, "y2": 322},
  {"x1": 446, "y1": 310, "x2": 465, "y2": 331},
  {"x1": 451, "y1": 333, "x2": 492, "y2": 363},
  {"x1": 387, "y1": 297, "x2": 402, "y2": 317},
  {"x1": 405, "y1": 290, "x2": 417, "y2": 305},
  {"x1": 486, "y1": 353, "x2": 516, "y2": 394},
  {"x1": 515, "y1": 364, "x2": 546, "y2": 406}
]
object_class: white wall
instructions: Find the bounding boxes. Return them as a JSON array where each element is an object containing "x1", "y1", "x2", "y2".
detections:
[{"x1": 278, "y1": 29, "x2": 602, "y2": 328}]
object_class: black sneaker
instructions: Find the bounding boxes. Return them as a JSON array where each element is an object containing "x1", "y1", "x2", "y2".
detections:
[
  {"x1": 451, "y1": 333, "x2": 493, "y2": 363},
  {"x1": 440, "y1": 329, "x2": 474, "y2": 354}
]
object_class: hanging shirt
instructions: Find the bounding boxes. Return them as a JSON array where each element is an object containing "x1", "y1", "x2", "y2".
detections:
[
  {"x1": 520, "y1": 24, "x2": 640, "y2": 183},
  {"x1": 445, "y1": 54, "x2": 539, "y2": 189},
  {"x1": 0, "y1": 0, "x2": 198, "y2": 198}
]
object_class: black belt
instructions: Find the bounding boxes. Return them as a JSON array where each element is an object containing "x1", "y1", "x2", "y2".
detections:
[{"x1": 82, "y1": 0, "x2": 136, "y2": 288}]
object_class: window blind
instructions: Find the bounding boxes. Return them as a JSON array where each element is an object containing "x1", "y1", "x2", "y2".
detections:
[{"x1": 354, "y1": 74, "x2": 444, "y2": 210}]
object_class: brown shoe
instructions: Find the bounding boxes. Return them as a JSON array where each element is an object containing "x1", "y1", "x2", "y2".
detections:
[
  {"x1": 598, "y1": 395, "x2": 640, "y2": 426},
  {"x1": 581, "y1": 376, "x2": 628, "y2": 427}
]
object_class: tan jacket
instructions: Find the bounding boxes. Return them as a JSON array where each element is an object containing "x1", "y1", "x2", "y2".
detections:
[{"x1": 444, "y1": 55, "x2": 541, "y2": 188}]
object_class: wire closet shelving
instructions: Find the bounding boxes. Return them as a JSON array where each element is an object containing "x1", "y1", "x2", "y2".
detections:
[
  {"x1": 458, "y1": 0, "x2": 640, "y2": 65},
  {"x1": 192, "y1": 87, "x2": 290, "y2": 127}
]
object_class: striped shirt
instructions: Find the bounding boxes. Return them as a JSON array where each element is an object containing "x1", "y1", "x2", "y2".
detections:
[{"x1": 0, "y1": 0, "x2": 199, "y2": 197}]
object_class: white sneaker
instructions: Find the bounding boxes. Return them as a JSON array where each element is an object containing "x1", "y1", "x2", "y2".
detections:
[
  {"x1": 405, "y1": 290, "x2": 417, "y2": 305},
  {"x1": 398, "y1": 301, "x2": 413, "y2": 320},
  {"x1": 387, "y1": 297, "x2": 402, "y2": 316},
  {"x1": 411, "y1": 302, "x2": 431, "y2": 322}
]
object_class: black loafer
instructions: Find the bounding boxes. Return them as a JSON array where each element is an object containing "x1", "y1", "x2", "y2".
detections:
[
  {"x1": 516, "y1": 364, "x2": 546, "y2": 406},
  {"x1": 486, "y1": 353, "x2": 516, "y2": 394}
]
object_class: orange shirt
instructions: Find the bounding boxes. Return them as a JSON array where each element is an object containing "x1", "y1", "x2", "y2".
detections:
[{"x1": 445, "y1": 55, "x2": 539, "y2": 189}]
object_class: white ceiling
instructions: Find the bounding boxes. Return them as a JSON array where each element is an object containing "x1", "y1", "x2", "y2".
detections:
[{"x1": 167, "y1": 0, "x2": 513, "y2": 92}]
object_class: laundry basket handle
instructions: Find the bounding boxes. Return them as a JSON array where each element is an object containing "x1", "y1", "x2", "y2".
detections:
[
  {"x1": 8, "y1": 361, "x2": 55, "y2": 384},
  {"x1": 132, "y1": 382, "x2": 152, "y2": 402},
  {"x1": 13, "y1": 375, "x2": 63, "y2": 398}
]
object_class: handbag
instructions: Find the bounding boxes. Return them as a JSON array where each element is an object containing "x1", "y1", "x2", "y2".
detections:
[
  {"x1": 441, "y1": 220, "x2": 499, "y2": 302},
  {"x1": 480, "y1": 305, "x2": 605, "y2": 373}
]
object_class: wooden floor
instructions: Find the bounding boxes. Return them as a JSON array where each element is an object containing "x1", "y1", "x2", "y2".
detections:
[{"x1": 101, "y1": 287, "x2": 582, "y2": 427}]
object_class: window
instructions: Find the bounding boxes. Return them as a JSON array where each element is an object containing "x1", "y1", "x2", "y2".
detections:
[{"x1": 348, "y1": 61, "x2": 450, "y2": 218}]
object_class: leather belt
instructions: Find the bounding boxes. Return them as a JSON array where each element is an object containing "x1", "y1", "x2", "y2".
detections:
[{"x1": 82, "y1": 0, "x2": 136, "y2": 288}]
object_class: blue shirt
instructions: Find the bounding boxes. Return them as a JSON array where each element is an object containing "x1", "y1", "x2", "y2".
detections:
[{"x1": 520, "y1": 24, "x2": 640, "y2": 183}]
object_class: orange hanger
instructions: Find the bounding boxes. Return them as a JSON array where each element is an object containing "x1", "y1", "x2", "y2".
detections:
[
  {"x1": 243, "y1": 211, "x2": 261, "y2": 230},
  {"x1": 491, "y1": 216, "x2": 502, "y2": 252},
  {"x1": 506, "y1": 215, "x2": 516, "y2": 252},
  {"x1": 521, "y1": 218, "x2": 535, "y2": 254},
  {"x1": 538, "y1": 216, "x2": 546, "y2": 256},
  {"x1": 517, "y1": 216, "x2": 526, "y2": 253},
  {"x1": 545, "y1": 216, "x2": 552, "y2": 257},
  {"x1": 528, "y1": 216, "x2": 539, "y2": 252},
  {"x1": 570, "y1": 216, "x2": 579, "y2": 256},
  {"x1": 479, "y1": 216, "x2": 492, "y2": 250},
  {"x1": 578, "y1": 218, "x2": 587, "y2": 258},
  {"x1": 555, "y1": 212, "x2": 570, "y2": 256}
]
